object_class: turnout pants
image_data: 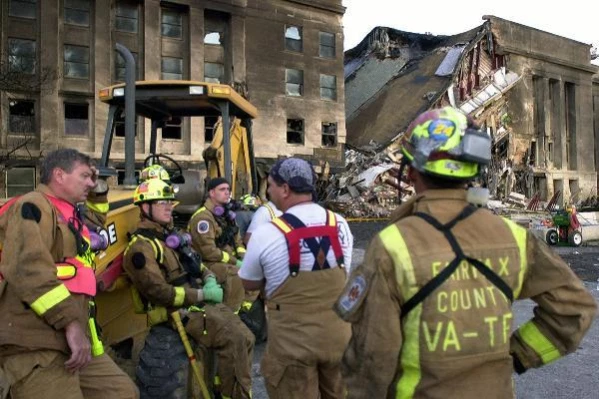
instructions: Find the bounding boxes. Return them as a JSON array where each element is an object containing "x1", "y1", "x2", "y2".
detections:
[
  {"x1": 184, "y1": 303, "x2": 254, "y2": 399},
  {"x1": 0, "y1": 350, "x2": 138, "y2": 399},
  {"x1": 205, "y1": 262, "x2": 245, "y2": 312}
]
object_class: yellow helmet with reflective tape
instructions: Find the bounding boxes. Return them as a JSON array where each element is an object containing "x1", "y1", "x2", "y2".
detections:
[
  {"x1": 140, "y1": 164, "x2": 170, "y2": 182},
  {"x1": 400, "y1": 106, "x2": 490, "y2": 180},
  {"x1": 134, "y1": 179, "x2": 175, "y2": 204}
]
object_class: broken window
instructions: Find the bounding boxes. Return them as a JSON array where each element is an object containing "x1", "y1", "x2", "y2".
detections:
[
  {"x1": 6, "y1": 167, "x2": 36, "y2": 197},
  {"x1": 321, "y1": 122, "x2": 337, "y2": 147},
  {"x1": 285, "y1": 69, "x2": 303, "y2": 97},
  {"x1": 64, "y1": 102, "x2": 89, "y2": 136},
  {"x1": 204, "y1": 116, "x2": 218, "y2": 142},
  {"x1": 161, "y1": 8, "x2": 183, "y2": 38},
  {"x1": 285, "y1": 26, "x2": 302, "y2": 53},
  {"x1": 8, "y1": 38, "x2": 36, "y2": 74},
  {"x1": 320, "y1": 74, "x2": 337, "y2": 101},
  {"x1": 115, "y1": 51, "x2": 139, "y2": 82},
  {"x1": 287, "y1": 119, "x2": 304, "y2": 144},
  {"x1": 162, "y1": 117, "x2": 182, "y2": 140},
  {"x1": 65, "y1": 0, "x2": 90, "y2": 26},
  {"x1": 9, "y1": 100, "x2": 35, "y2": 134},
  {"x1": 204, "y1": 62, "x2": 224, "y2": 83},
  {"x1": 115, "y1": 1, "x2": 138, "y2": 33},
  {"x1": 204, "y1": 31, "x2": 223, "y2": 46},
  {"x1": 161, "y1": 56, "x2": 183, "y2": 80},
  {"x1": 9, "y1": 0, "x2": 36, "y2": 19},
  {"x1": 64, "y1": 44, "x2": 89, "y2": 78},
  {"x1": 319, "y1": 32, "x2": 335, "y2": 58}
]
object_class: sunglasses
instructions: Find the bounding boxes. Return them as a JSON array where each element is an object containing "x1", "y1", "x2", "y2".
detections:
[{"x1": 153, "y1": 200, "x2": 174, "y2": 206}]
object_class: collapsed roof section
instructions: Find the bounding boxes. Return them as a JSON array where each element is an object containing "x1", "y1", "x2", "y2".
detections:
[{"x1": 344, "y1": 22, "x2": 518, "y2": 150}]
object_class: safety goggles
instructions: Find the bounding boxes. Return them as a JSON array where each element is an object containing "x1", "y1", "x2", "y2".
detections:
[{"x1": 153, "y1": 199, "x2": 175, "y2": 206}]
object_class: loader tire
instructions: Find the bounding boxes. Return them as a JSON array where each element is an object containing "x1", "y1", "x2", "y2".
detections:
[{"x1": 136, "y1": 325, "x2": 192, "y2": 399}]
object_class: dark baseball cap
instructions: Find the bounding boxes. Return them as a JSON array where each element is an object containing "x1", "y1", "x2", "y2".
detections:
[{"x1": 269, "y1": 158, "x2": 316, "y2": 193}]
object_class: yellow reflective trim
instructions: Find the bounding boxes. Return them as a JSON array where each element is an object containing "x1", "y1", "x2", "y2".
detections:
[
  {"x1": 31, "y1": 285, "x2": 71, "y2": 316},
  {"x1": 327, "y1": 210, "x2": 337, "y2": 227},
  {"x1": 86, "y1": 201, "x2": 109, "y2": 214},
  {"x1": 518, "y1": 321, "x2": 561, "y2": 364},
  {"x1": 173, "y1": 287, "x2": 186, "y2": 307},
  {"x1": 125, "y1": 235, "x2": 165, "y2": 265},
  {"x1": 379, "y1": 225, "x2": 421, "y2": 398},
  {"x1": 236, "y1": 247, "x2": 246, "y2": 254},
  {"x1": 56, "y1": 265, "x2": 76, "y2": 279},
  {"x1": 264, "y1": 203, "x2": 276, "y2": 219},
  {"x1": 272, "y1": 218, "x2": 291, "y2": 233},
  {"x1": 221, "y1": 251, "x2": 230, "y2": 263},
  {"x1": 191, "y1": 206, "x2": 207, "y2": 220},
  {"x1": 502, "y1": 218, "x2": 528, "y2": 299}
]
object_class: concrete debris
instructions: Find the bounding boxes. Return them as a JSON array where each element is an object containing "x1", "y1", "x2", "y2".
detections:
[{"x1": 321, "y1": 148, "x2": 413, "y2": 218}]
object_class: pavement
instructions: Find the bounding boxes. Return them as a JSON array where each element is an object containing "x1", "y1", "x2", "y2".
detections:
[{"x1": 249, "y1": 222, "x2": 599, "y2": 398}]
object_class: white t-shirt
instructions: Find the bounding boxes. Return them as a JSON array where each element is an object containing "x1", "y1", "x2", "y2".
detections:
[
  {"x1": 239, "y1": 202, "x2": 354, "y2": 298},
  {"x1": 246, "y1": 201, "x2": 282, "y2": 235}
]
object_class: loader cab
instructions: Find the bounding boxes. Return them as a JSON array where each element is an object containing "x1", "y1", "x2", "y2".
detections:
[
  {"x1": 94, "y1": 81, "x2": 258, "y2": 349},
  {"x1": 98, "y1": 80, "x2": 258, "y2": 213}
]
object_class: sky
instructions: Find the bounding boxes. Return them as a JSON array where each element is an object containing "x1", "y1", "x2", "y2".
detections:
[{"x1": 342, "y1": 0, "x2": 598, "y2": 63}]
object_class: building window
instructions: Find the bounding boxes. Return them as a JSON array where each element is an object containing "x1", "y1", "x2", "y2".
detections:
[
  {"x1": 161, "y1": 57, "x2": 183, "y2": 80},
  {"x1": 115, "y1": 51, "x2": 138, "y2": 82},
  {"x1": 64, "y1": 103, "x2": 89, "y2": 136},
  {"x1": 204, "y1": 116, "x2": 218, "y2": 142},
  {"x1": 287, "y1": 119, "x2": 304, "y2": 145},
  {"x1": 320, "y1": 74, "x2": 337, "y2": 101},
  {"x1": 6, "y1": 167, "x2": 36, "y2": 197},
  {"x1": 8, "y1": 38, "x2": 36, "y2": 74},
  {"x1": 9, "y1": 100, "x2": 35, "y2": 134},
  {"x1": 204, "y1": 62, "x2": 224, "y2": 83},
  {"x1": 115, "y1": 1, "x2": 138, "y2": 33},
  {"x1": 285, "y1": 26, "x2": 302, "y2": 52},
  {"x1": 114, "y1": 110, "x2": 138, "y2": 137},
  {"x1": 319, "y1": 32, "x2": 335, "y2": 58},
  {"x1": 163, "y1": 117, "x2": 182, "y2": 140},
  {"x1": 286, "y1": 69, "x2": 303, "y2": 97},
  {"x1": 9, "y1": 0, "x2": 36, "y2": 19},
  {"x1": 64, "y1": 45, "x2": 89, "y2": 78},
  {"x1": 161, "y1": 8, "x2": 182, "y2": 38},
  {"x1": 204, "y1": 31, "x2": 223, "y2": 46},
  {"x1": 322, "y1": 122, "x2": 337, "y2": 147},
  {"x1": 65, "y1": 0, "x2": 90, "y2": 26}
]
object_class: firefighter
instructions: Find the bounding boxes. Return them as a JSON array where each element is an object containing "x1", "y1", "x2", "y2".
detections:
[
  {"x1": 123, "y1": 179, "x2": 254, "y2": 399},
  {"x1": 243, "y1": 195, "x2": 282, "y2": 246},
  {"x1": 239, "y1": 157, "x2": 354, "y2": 399},
  {"x1": 0, "y1": 148, "x2": 138, "y2": 399},
  {"x1": 188, "y1": 178, "x2": 246, "y2": 311},
  {"x1": 334, "y1": 106, "x2": 597, "y2": 398}
]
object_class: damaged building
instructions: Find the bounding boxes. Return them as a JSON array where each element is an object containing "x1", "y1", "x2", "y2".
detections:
[
  {"x1": 0, "y1": 0, "x2": 346, "y2": 197},
  {"x1": 343, "y1": 15, "x2": 598, "y2": 209}
]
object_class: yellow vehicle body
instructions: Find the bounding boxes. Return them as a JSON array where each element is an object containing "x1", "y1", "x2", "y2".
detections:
[{"x1": 94, "y1": 80, "x2": 259, "y2": 352}]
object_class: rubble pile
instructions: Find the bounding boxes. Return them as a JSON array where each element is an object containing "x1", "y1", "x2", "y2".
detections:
[{"x1": 320, "y1": 148, "x2": 414, "y2": 218}]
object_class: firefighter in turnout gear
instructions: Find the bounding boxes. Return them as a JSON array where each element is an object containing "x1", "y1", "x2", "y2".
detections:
[
  {"x1": 0, "y1": 149, "x2": 138, "y2": 399},
  {"x1": 240, "y1": 158, "x2": 354, "y2": 399},
  {"x1": 188, "y1": 178, "x2": 247, "y2": 312},
  {"x1": 334, "y1": 107, "x2": 597, "y2": 399},
  {"x1": 124, "y1": 179, "x2": 254, "y2": 399}
]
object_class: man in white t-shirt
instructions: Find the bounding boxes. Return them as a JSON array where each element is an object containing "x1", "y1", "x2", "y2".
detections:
[
  {"x1": 242, "y1": 199, "x2": 282, "y2": 246},
  {"x1": 239, "y1": 158, "x2": 353, "y2": 399}
]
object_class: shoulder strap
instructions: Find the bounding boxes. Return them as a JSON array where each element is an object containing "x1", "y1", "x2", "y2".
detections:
[
  {"x1": 129, "y1": 228, "x2": 164, "y2": 265},
  {"x1": 401, "y1": 206, "x2": 513, "y2": 318}
]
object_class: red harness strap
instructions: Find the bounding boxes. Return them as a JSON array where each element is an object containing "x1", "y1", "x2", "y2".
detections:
[{"x1": 271, "y1": 210, "x2": 344, "y2": 277}]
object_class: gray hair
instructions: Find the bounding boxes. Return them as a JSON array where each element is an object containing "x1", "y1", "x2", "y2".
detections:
[{"x1": 40, "y1": 148, "x2": 92, "y2": 184}]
